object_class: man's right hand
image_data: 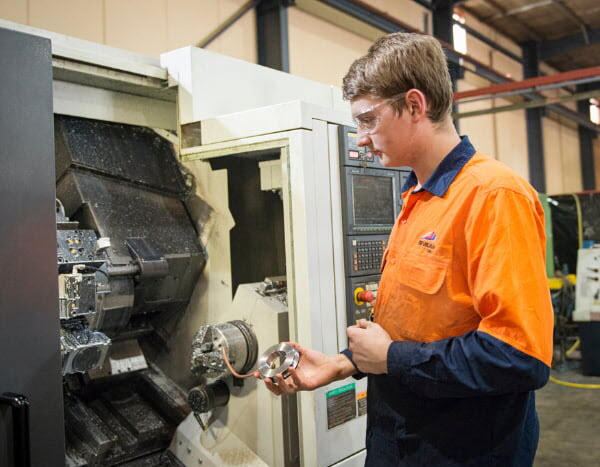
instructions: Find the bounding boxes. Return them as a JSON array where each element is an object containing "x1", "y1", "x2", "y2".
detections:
[{"x1": 253, "y1": 342, "x2": 356, "y2": 395}]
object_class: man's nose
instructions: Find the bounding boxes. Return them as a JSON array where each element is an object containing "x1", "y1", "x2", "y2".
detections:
[{"x1": 356, "y1": 132, "x2": 371, "y2": 147}]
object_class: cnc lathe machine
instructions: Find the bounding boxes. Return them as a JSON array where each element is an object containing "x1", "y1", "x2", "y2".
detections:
[{"x1": 0, "y1": 20, "x2": 408, "y2": 467}]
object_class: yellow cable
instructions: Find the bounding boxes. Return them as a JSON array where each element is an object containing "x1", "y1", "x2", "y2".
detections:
[
  {"x1": 549, "y1": 376, "x2": 600, "y2": 389},
  {"x1": 565, "y1": 338, "x2": 580, "y2": 357},
  {"x1": 570, "y1": 193, "x2": 583, "y2": 248}
]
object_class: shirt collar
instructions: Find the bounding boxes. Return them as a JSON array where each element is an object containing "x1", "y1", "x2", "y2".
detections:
[{"x1": 401, "y1": 135, "x2": 476, "y2": 197}]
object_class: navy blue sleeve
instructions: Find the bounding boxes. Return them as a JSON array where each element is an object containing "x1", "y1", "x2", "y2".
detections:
[
  {"x1": 341, "y1": 348, "x2": 367, "y2": 380},
  {"x1": 386, "y1": 330, "x2": 549, "y2": 398}
]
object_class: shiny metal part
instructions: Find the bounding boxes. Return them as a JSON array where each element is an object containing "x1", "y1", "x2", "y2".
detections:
[
  {"x1": 257, "y1": 276, "x2": 288, "y2": 306},
  {"x1": 95, "y1": 237, "x2": 111, "y2": 254},
  {"x1": 58, "y1": 265, "x2": 98, "y2": 320},
  {"x1": 191, "y1": 320, "x2": 258, "y2": 379},
  {"x1": 60, "y1": 327, "x2": 111, "y2": 375},
  {"x1": 257, "y1": 343, "x2": 300, "y2": 381}
]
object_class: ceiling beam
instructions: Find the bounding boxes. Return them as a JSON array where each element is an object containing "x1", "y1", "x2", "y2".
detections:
[
  {"x1": 540, "y1": 28, "x2": 600, "y2": 60},
  {"x1": 305, "y1": 0, "x2": 596, "y2": 131},
  {"x1": 311, "y1": 0, "x2": 514, "y2": 81},
  {"x1": 487, "y1": 0, "x2": 553, "y2": 22},
  {"x1": 550, "y1": 0, "x2": 590, "y2": 44},
  {"x1": 454, "y1": 89, "x2": 600, "y2": 120},
  {"x1": 454, "y1": 66, "x2": 600, "y2": 101},
  {"x1": 486, "y1": 0, "x2": 590, "y2": 46},
  {"x1": 477, "y1": 0, "x2": 542, "y2": 41}
]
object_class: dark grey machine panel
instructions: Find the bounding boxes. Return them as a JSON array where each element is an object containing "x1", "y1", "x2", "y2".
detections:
[
  {"x1": 0, "y1": 27, "x2": 66, "y2": 466},
  {"x1": 338, "y1": 126, "x2": 410, "y2": 327}
]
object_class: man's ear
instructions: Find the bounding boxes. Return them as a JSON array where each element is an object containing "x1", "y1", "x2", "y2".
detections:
[{"x1": 405, "y1": 89, "x2": 427, "y2": 120}]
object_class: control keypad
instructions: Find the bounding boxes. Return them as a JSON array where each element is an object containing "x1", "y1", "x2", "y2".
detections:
[{"x1": 352, "y1": 238, "x2": 387, "y2": 273}]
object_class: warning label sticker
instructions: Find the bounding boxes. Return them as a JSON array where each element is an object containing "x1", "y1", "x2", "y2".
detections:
[
  {"x1": 357, "y1": 391, "x2": 367, "y2": 416},
  {"x1": 326, "y1": 383, "x2": 357, "y2": 429}
]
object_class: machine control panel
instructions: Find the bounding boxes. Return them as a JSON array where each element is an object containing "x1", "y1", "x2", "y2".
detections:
[
  {"x1": 338, "y1": 126, "x2": 410, "y2": 327},
  {"x1": 347, "y1": 235, "x2": 388, "y2": 276},
  {"x1": 341, "y1": 129, "x2": 394, "y2": 169}
]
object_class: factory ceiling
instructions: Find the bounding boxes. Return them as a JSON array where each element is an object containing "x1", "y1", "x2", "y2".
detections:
[{"x1": 458, "y1": 0, "x2": 600, "y2": 72}]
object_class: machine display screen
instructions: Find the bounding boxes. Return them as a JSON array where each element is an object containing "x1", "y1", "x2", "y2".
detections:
[{"x1": 351, "y1": 174, "x2": 395, "y2": 225}]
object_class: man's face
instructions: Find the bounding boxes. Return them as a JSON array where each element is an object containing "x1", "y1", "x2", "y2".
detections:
[{"x1": 350, "y1": 95, "x2": 415, "y2": 168}]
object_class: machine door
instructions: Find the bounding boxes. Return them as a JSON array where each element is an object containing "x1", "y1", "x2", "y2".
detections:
[{"x1": 0, "y1": 27, "x2": 65, "y2": 466}]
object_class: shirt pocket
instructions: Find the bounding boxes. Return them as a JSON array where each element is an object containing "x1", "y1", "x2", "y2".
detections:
[{"x1": 391, "y1": 251, "x2": 449, "y2": 295}]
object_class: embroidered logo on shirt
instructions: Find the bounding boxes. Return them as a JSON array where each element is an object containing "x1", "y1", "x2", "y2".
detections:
[{"x1": 418, "y1": 232, "x2": 436, "y2": 251}]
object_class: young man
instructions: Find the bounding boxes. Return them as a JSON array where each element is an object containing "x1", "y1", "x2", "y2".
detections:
[{"x1": 257, "y1": 33, "x2": 553, "y2": 466}]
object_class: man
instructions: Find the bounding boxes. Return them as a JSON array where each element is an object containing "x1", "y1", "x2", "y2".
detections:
[{"x1": 257, "y1": 33, "x2": 553, "y2": 466}]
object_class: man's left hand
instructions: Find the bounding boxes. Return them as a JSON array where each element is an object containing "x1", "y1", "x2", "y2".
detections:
[{"x1": 346, "y1": 319, "x2": 392, "y2": 374}]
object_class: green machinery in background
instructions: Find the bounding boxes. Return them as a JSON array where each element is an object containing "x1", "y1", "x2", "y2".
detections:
[{"x1": 539, "y1": 193, "x2": 556, "y2": 279}]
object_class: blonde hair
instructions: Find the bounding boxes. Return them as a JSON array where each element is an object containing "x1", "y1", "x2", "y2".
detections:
[{"x1": 343, "y1": 33, "x2": 453, "y2": 123}]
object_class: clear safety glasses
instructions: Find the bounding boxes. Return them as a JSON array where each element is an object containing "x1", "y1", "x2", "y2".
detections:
[{"x1": 352, "y1": 93, "x2": 407, "y2": 135}]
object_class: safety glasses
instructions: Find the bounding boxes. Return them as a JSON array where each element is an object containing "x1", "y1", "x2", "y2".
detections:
[{"x1": 352, "y1": 93, "x2": 407, "y2": 135}]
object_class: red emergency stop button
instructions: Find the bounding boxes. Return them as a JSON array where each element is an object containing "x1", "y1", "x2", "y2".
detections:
[{"x1": 356, "y1": 290, "x2": 374, "y2": 303}]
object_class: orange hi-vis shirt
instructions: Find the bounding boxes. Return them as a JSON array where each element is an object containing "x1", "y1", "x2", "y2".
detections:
[{"x1": 374, "y1": 150, "x2": 554, "y2": 366}]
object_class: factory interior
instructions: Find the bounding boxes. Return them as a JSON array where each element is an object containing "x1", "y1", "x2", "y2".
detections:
[{"x1": 1, "y1": 0, "x2": 600, "y2": 466}]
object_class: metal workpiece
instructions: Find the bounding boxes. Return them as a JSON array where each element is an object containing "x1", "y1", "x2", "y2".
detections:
[
  {"x1": 190, "y1": 320, "x2": 259, "y2": 379},
  {"x1": 257, "y1": 343, "x2": 300, "y2": 382}
]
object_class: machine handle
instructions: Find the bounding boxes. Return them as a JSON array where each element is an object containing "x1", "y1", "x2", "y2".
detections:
[{"x1": 0, "y1": 392, "x2": 31, "y2": 467}]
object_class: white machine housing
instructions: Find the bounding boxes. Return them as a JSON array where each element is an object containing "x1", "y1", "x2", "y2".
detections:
[{"x1": 162, "y1": 47, "x2": 368, "y2": 467}]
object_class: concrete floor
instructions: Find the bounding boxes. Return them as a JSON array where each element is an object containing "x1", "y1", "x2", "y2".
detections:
[{"x1": 535, "y1": 367, "x2": 600, "y2": 466}]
